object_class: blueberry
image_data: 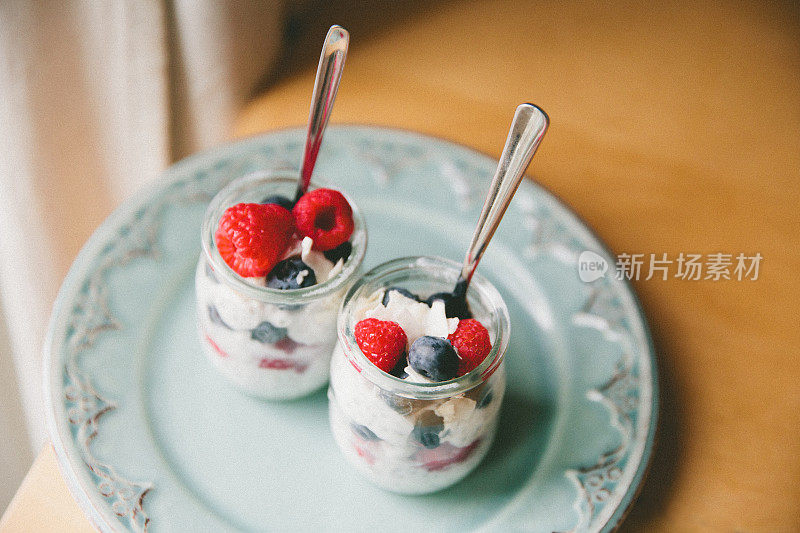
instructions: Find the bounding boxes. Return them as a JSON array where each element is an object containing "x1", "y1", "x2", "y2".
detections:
[
  {"x1": 250, "y1": 321, "x2": 287, "y2": 344},
  {"x1": 425, "y1": 292, "x2": 472, "y2": 319},
  {"x1": 412, "y1": 414, "x2": 444, "y2": 449},
  {"x1": 388, "y1": 356, "x2": 409, "y2": 379},
  {"x1": 266, "y1": 257, "x2": 317, "y2": 290},
  {"x1": 477, "y1": 389, "x2": 494, "y2": 409},
  {"x1": 378, "y1": 389, "x2": 417, "y2": 415},
  {"x1": 204, "y1": 261, "x2": 218, "y2": 283},
  {"x1": 413, "y1": 426, "x2": 440, "y2": 448},
  {"x1": 381, "y1": 287, "x2": 420, "y2": 307},
  {"x1": 351, "y1": 423, "x2": 380, "y2": 441},
  {"x1": 261, "y1": 194, "x2": 294, "y2": 210},
  {"x1": 323, "y1": 241, "x2": 352, "y2": 264},
  {"x1": 408, "y1": 336, "x2": 459, "y2": 382},
  {"x1": 208, "y1": 305, "x2": 231, "y2": 329}
]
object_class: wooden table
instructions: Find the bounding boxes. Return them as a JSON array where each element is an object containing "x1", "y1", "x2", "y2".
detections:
[{"x1": 3, "y1": 0, "x2": 799, "y2": 531}]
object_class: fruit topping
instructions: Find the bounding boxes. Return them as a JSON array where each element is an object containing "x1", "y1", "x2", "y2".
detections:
[
  {"x1": 215, "y1": 203, "x2": 294, "y2": 277},
  {"x1": 292, "y1": 188, "x2": 354, "y2": 251},
  {"x1": 448, "y1": 319, "x2": 492, "y2": 375},
  {"x1": 354, "y1": 318, "x2": 407, "y2": 373},
  {"x1": 408, "y1": 336, "x2": 459, "y2": 382},
  {"x1": 323, "y1": 241, "x2": 353, "y2": 264},
  {"x1": 266, "y1": 257, "x2": 317, "y2": 290}
]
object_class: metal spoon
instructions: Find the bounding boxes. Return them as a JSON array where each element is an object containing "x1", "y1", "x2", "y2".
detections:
[
  {"x1": 294, "y1": 25, "x2": 349, "y2": 202},
  {"x1": 433, "y1": 103, "x2": 549, "y2": 318}
]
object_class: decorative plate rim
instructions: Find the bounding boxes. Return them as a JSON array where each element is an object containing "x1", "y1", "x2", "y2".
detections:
[{"x1": 43, "y1": 124, "x2": 659, "y2": 533}]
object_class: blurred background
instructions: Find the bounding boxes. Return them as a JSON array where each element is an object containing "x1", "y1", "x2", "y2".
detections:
[{"x1": 1, "y1": 0, "x2": 799, "y2": 530}]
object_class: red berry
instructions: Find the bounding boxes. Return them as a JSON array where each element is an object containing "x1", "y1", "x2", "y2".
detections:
[
  {"x1": 204, "y1": 334, "x2": 229, "y2": 358},
  {"x1": 419, "y1": 440, "x2": 481, "y2": 471},
  {"x1": 354, "y1": 318, "x2": 407, "y2": 373},
  {"x1": 292, "y1": 188, "x2": 354, "y2": 251},
  {"x1": 448, "y1": 319, "x2": 492, "y2": 376},
  {"x1": 215, "y1": 203, "x2": 294, "y2": 277}
]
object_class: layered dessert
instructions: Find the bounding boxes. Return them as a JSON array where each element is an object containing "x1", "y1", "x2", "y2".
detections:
[
  {"x1": 328, "y1": 257, "x2": 509, "y2": 493},
  {"x1": 196, "y1": 173, "x2": 366, "y2": 399}
]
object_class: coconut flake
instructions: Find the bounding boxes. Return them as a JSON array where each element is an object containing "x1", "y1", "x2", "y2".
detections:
[
  {"x1": 363, "y1": 290, "x2": 459, "y2": 348},
  {"x1": 300, "y1": 236, "x2": 338, "y2": 282}
]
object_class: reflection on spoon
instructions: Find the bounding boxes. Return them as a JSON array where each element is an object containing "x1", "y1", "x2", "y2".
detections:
[
  {"x1": 295, "y1": 25, "x2": 350, "y2": 202},
  {"x1": 432, "y1": 103, "x2": 549, "y2": 318}
]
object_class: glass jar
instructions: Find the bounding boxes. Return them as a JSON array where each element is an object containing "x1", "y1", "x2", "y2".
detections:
[
  {"x1": 196, "y1": 170, "x2": 367, "y2": 399},
  {"x1": 328, "y1": 256, "x2": 509, "y2": 494}
]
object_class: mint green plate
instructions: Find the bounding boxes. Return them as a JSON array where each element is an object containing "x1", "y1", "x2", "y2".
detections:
[{"x1": 44, "y1": 126, "x2": 657, "y2": 532}]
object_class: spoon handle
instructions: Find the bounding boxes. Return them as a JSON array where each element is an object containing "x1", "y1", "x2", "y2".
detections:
[
  {"x1": 458, "y1": 103, "x2": 549, "y2": 288},
  {"x1": 296, "y1": 25, "x2": 349, "y2": 200}
]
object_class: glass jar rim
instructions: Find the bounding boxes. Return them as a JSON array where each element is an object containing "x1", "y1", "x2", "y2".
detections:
[
  {"x1": 337, "y1": 256, "x2": 510, "y2": 400},
  {"x1": 201, "y1": 170, "x2": 367, "y2": 304}
]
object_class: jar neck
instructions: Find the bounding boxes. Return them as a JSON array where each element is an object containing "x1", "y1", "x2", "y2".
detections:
[
  {"x1": 201, "y1": 173, "x2": 367, "y2": 304},
  {"x1": 336, "y1": 256, "x2": 509, "y2": 400}
]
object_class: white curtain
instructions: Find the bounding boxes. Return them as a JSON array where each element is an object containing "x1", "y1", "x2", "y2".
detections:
[{"x1": 0, "y1": 0, "x2": 287, "y2": 506}]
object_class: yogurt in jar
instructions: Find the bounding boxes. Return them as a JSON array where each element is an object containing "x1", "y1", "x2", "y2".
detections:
[
  {"x1": 328, "y1": 257, "x2": 510, "y2": 493},
  {"x1": 196, "y1": 172, "x2": 366, "y2": 399}
]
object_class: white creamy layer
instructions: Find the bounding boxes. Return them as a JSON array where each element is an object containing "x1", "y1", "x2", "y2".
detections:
[
  {"x1": 205, "y1": 336, "x2": 331, "y2": 399},
  {"x1": 361, "y1": 291, "x2": 459, "y2": 350},
  {"x1": 198, "y1": 236, "x2": 345, "y2": 345},
  {"x1": 331, "y1": 342, "x2": 504, "y2": 446},
  {"x1": 328, "y1": 396, "x2": 497, "y2": 494},
  {"x1": 195, "y1": 235, "x2": 349, "y2": 399},
  {"x1": 327, "y1": 286, "x2": 505, "y2": 491},
  {"x1": 328, "y1": 342, "x2": 505, "y2": 492}
]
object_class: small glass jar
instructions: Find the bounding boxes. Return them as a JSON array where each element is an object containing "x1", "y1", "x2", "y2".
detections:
[
  {"x1": 196, "y1": 170, "x2": 367, "y2": 399},
  {"x1": 328, "y1": 256, "x2": 509, "y2": 494}
]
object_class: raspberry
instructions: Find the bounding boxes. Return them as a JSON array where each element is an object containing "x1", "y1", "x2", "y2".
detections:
[
  {"x1": 204, "y1": 334, "x2": 229, "y2": 358},
  {"x1": 215, "y1": 203, "x2": 294, "y2": 277},
  {"x1": 354, "y1": 318, "x2": 407, "y2": 373},
  {"x1": 419, "y1": 440, "x2": 481, "y2": 471},
  {"x1": 292, "y1": 188, "x2": 354, "y2": 251},
  {"x1": 258, "y1": 357, "x2": 307, "y2": 373},
  {"x1": 448, "y1": 319, "x2": 492, "y2": 376}
]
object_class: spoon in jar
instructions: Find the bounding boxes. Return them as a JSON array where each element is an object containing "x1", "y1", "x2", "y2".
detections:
[
  {"x1": 294, "y1": 25, "x2": 350, "y2": 202},
  {"x1": 430, "y1": 103, "x2": 549, "y2": 318}
]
